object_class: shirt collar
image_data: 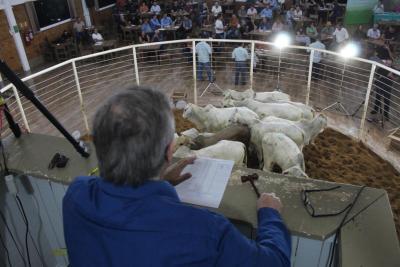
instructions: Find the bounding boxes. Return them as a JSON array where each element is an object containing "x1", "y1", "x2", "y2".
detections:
[{"x1": 98, "y1": 178, "x2": 179, "y2": 201}]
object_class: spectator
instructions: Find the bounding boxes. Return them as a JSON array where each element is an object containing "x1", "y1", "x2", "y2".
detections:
[
  {"x1": 267, "y1": 0, "x2": 278, "y2": 10},
  {"x1": 150, "y1": 15, "x2": 161, "y2": 31},
  {"x1": 182, "y1": 15, "x2": 193, "y2": 34},
  {"x1": 321, "y1": 21, "x2": 334, "y2": 35},
  {"x1": 309, "y1": 35, "x2": 326, "y2": 81},
  {"x1": 258, "y1": 17, "x2": 272, "y2": 31},
  {"x1": 370, "y1": 54, "x2": 394, "y2": 120},
  {"x1": 139, "y1": 1, "x2": 149, "y2": 13},
  {"x1": 367, "y1": 24, "x2": 381, "y2": 40},
  {"x1": 353, "y1": 25, "x2": 365, "y2": 41},
  {"x1": 238, "y1": 5, "x2": 247, "y2": 18},
  {"x1": 150, "y1": 1, "x2": 161, "y2": 15},
  {"x1": 285, "y1": 7, "x2": 295, "y2": 29},
  {"x1": 92, "y1": 28, "x2": 104, "y2": 43},
  {"x1": 232, "y1": 43, "x2": 250, "y2": 85},
  {"x1": 383, "y1": 26, "x2": 397, "y2": 41},
  {"x1": 215, "y1": 14, "x2": 225, "y2": 39},
  {"x1": 211, "y1": 1, "x2": 222, "y2": 17},
  {"x1": 141, "y1": 18, "x2": 154, "y2": 42},
  {"x1": 293, "y1": 5, "x2": 303, "y2": 20},
  {"x1": 329, "y1": 1, "x2": 341, "y2": 23},
  {"x1": 260, "y1": 4, "x2": 273, "y2": 19},
  {"x1": 247, "y1": 5, "x2": 258, "y2": 17},
  {"x1": 227, "y1": 14, "x2": 241, "y2": 39},
  {"x1": 306, "y1": 22, "x2": 318, "y2": 38},
  {"x1": 295, "y1": 28, "x2": 311, "y2": 46},
  {"x1": 198, "y1": 4, "x2": 209, "y2": 26},
  {"x1": 195, "y1": 39, "x2": 213, "y2": 82},
  {"x1": 373, "y1": 1, "x2": 384, "y2": 13},
  {"x1": 272, "y1": 17, "x2": 284, "y2": 33},
  {"x1": 73, "y1": 17, "x2": 85, "y2": 44},
  {"x1": 332, "y1": 23, "x2": 349, "y2": 47},
  {"x1": 161, "y1": 13, "x2": 173, "y2": 28}
]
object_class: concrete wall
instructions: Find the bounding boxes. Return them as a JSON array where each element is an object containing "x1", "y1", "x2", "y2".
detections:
[
  {"x1": 0, "y1": 174, "x2": 335, "y2": 267},
  {"x1": 0, "y1": 1, "x2": 113, "y2": 72}
]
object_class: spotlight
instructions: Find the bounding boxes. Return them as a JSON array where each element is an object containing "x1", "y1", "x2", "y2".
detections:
[
  {"x1": 340, "y1": 43, "x2": 359, "y2": 58},
  {"x1": 273, "y1": 33, "x2": 291, "y2": 49}
]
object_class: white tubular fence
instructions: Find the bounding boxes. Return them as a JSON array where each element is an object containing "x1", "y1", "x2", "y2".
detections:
[{"x1": 1, "y1": 39, "x2": 400, "y2": 145}]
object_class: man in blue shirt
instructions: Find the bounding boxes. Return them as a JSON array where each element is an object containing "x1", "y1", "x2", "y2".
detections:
[
  {"x1": 141, "y1": 18, "x2": 154, "y2": 42},
  {"x1": 195, "y1": 39, "x2": 214, "y2": 82},
  {"x1": 63, "y1": 87, "x2": 291, "y2": 267},
  {"x1": 232, "y1": 43, "x2": 250, "y2": 85},
  {"x1": 260, "y1": 4, "x2": 273, "y2": 19},
  {"x1": 161, "y1": 13, "x2": 173, "y2": 28},
  {"x1": 150, "y1": 14, "x2": 161, "y2": 31}
]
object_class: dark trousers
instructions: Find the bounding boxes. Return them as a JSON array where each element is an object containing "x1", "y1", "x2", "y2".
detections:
[
  {"x1": 197, "y1": 62, "x2": 213, "y2": 81},
  {"x1": 312, "y1": 62, "x2": 322, "y2": 80},
  {"x1": 373, "y1": 78, "x2": 392, "y2": 119},
  {"x1": 235, "y1": 61, "x2": 247, "y2": 85}
]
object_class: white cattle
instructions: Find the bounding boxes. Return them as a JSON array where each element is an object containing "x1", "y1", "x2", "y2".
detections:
[
  {"x1": 282, "y1": 166, "x2": 309, "y2": 179},
  {"x1": 182, "y1": 104, "x2": 259, "y2": 132},
  {"x1": 261, "y1": 133, "x2": 306, "y2": 176},
  {"x1": 173, "y1": 140, "x2": 247, "y2": 166},
  {"x1": 250, "y1": 118, "x2": 306, "y2": 164},
  {"x1": 294, "y1": 114, "x2": 328, "y2": 144},
  {"x1": 223, "y1": 89, "x2": 290, "y2": 102},
  {"x1": 228, "y1": 98, "x2": 313, "y2": 121}
]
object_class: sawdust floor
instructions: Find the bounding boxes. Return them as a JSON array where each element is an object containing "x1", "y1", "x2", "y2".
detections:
[{"x1": 174, "y1": 110, "x2": 400, "y2": 238}]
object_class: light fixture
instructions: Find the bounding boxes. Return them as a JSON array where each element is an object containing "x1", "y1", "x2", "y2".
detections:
[
  {"x1": 340, "y1": 43, "x2": 359, "y2": 58},
  {"x1": 273, "y1": 33, "x2": 291, "y2": 49}
]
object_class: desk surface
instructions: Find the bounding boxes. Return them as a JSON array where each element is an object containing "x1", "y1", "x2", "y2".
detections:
[{"x1": 4, "y1": 133, "x2": 394, "y2": 242}]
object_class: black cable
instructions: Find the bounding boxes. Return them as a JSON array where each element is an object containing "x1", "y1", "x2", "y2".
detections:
[
  {"x1": 15, "y1": 195, "x2": 32, "y2": 267},
  {"x1": 328, "y1": 185, "x2": 367, "y2": 267},
  {"x1": 0, "y1": 232, "x2": 12, "y2": 267},
  {"x1": 0, "y1": 210, "x2": 26, "y2": 266}
]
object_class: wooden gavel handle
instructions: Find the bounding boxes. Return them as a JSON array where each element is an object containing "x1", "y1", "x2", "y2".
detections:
[{"x1": 249, "y1": 179, "x2": 261, "y2": 198}]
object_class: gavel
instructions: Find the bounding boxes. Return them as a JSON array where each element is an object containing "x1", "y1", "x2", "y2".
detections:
[{"x1": 241, "y1": 173, "x2": 260, "y2": 198}]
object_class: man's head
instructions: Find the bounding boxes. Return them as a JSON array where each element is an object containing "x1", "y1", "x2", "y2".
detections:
[
  {"x1": 93, "y1": 87, "x2": 175, "y2": 186},
  {"x1": 373, "y1": 23, "x2": 378, "y2": 30}
]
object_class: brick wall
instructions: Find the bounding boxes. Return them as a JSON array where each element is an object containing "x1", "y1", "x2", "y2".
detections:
[{"x1": 0, "y1": 1, "x2": 114, "y2": 72}]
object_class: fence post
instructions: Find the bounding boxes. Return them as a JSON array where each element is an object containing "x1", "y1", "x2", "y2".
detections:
[
  {"x1": 249, "y1": 41, "x2": 255, "y2": 90},
  {"x1": 359, "y1": 64, "x2": 376, "y2": 140},
  {"x1": 72, "y1": 61, "x2": 90, "y2": 134},
  {"x1": 11, "y1": 85, "x2": 30, "y2": 132},
  {"x1": 133, "y1": 46, "x2": 140, "y2": 85},
  {"x1": 192, "y1": 40, "x2": 197, "y2": 105},
  {"x1": 306, "y1": 50, "x2": 314, "y2": 106}
]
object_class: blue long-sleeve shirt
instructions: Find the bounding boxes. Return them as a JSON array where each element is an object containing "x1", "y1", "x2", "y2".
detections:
[
  {"x1": 141, "y1": 22, "x2": 153, "y2": 33},
  {"x1": 150, "y1": 18, "x2": 161, "y2": 30},
  {"x1": 63, "y1": 177, "x2": 291, "y2": 267},
  {"x1": 260, "y1": 8, "x2": 273, "y2": 19},
  {"x1": 161, "y1": 16, "x2": 173, "y2": 27}
]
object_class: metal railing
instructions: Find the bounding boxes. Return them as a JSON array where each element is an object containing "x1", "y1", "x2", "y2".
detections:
[{"x1": 1, "y1": 39, "x2": 400, "y2": 165}]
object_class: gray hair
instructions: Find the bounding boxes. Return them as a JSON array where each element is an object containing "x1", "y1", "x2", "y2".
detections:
[{"x1": 92, "y1": 86, "x2": 175, "y2": 186}]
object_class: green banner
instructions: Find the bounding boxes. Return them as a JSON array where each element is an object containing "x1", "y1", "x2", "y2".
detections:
[{"x1": 345, "y1": 0, "x2": 378, "y2": 25}]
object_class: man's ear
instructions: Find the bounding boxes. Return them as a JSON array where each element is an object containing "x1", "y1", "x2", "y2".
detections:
[{"x1": 166, "y1": 140, "x2": 175, "y2": 163}]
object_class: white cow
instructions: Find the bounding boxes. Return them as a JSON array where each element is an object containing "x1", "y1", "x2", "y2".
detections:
[
  {"x1": 283, "y1": 166, "x2": 309, "y2": 179},
  {"x1": 294, "y1": 114, "x2": 328, "y2": 144},
  {"x1": 223, "y1": 89, "x2": 290, "y2": 102},
  {"x1": 173, "y1": 140, "x2": 247, "y2": 166},
  {"x1": 182, "y1": 104, "x2": 259, "y2": 132},
  {"x1": 227, "y1": 98, "x2": 313, "y2": 121},
  {"x1": 250, "y1": 117, "x2": 306, "y2": 164},
  {"x1": 262, "y1": 133, "x2": 307, "y2": 178}
]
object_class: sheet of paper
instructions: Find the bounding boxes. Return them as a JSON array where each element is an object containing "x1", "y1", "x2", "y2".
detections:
[{"x1": 175, "y1": 157, "x2": 234, "y2": 208}]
